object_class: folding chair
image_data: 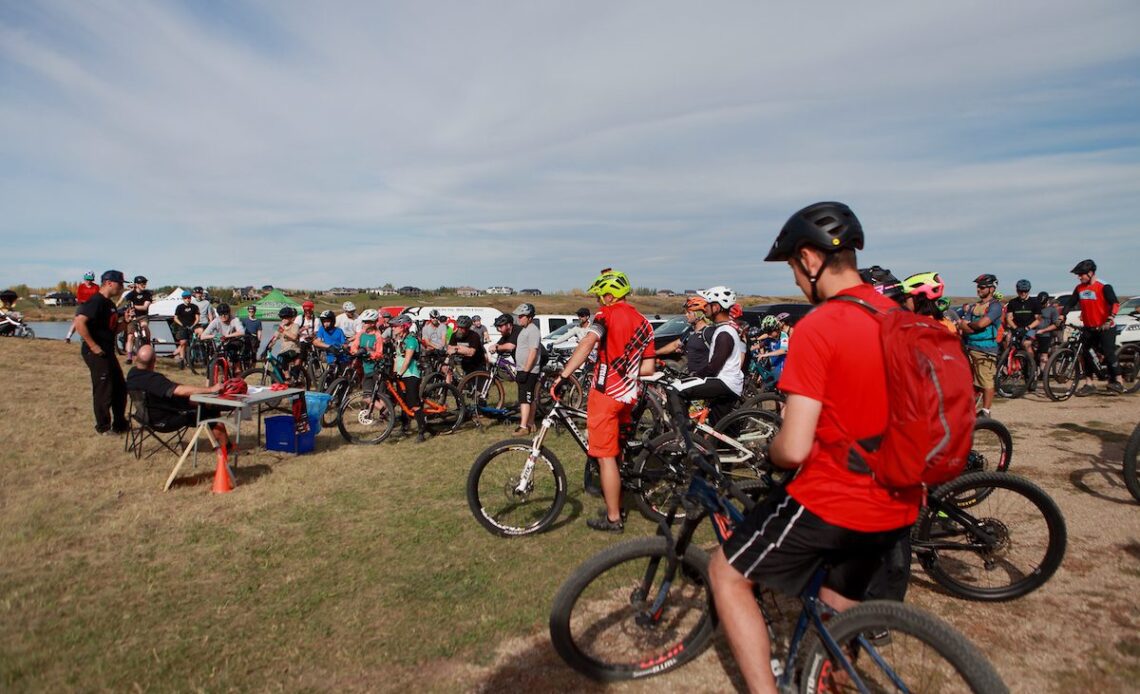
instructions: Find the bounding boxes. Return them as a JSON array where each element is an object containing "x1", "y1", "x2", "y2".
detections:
[{"x1": 124, "y1": 390, "x2": 192, "y2": 460}]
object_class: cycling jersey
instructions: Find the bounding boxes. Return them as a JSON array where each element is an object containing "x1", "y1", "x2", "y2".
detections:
[
  {"x1": 961, "y1": 299, "x2": 1002, "y2": 354},
  {"x1": 351, "y1": 330, "x2": 383, "y2": 374},
  {"x1": 1074, "y1": 279, "x2": 1119, "y2": 327},
  {"x1": 693, "y1": 323, "x2": 745, "y2": 395},
  {"x1": 682, "y1": 328, "x2": 710, "y2": 374},
  {"x1": 589, "y1": 302, "x2": 655, "y2": 404},
  {"x1": 1005, "y1": 297, "x2": 1041, "y2": 330},
  {"x1": 316, "y1": 325, "x2": 347, "y2": 363},
  {"x1": 123, "y1": 289, "x2": 153, "y2": 317},
  {"x1": 76, "y1": 281, "x2": 99, "y2": 304},
  {"x1": 395, "y1": 334, "x2": 421, "y2": 378},
  {"x1": 781, "y1": 283, "x2": 922, "y2": 532}
]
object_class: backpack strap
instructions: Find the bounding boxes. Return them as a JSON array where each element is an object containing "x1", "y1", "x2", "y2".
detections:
[{"x1": 829, "y1": 294, "x2": 881, "y2": 314}]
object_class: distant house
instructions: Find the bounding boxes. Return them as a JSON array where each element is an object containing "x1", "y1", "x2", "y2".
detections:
[
  {"x1": 518, "y1": 288, "x2": 542, "y2": 296},
  {"x1": 656, "y1": 290, "x2": 677, "y2": 298},
  {"x1": 398, "y1": 286, "x2": 422, "y2": 296},
  {"x1": 486, "y1": 286, "x2": 515, "y2": 295},
  {"x1": 456, "y1": 286, "x2": 482, "y2": 297},
  {"x1": 328, "y1": 287, "x2": 357, "y2": 297},
  {"x1": 368, "y1": 287, "x2": 399, "y2": 296}
]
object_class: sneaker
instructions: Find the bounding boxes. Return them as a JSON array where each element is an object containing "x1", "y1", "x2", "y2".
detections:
[
  {"x1": 595, "y1": 507, "x2": 629, "y2": 523},
  {"x1": 1075, "y1": 384, "x2": 1097, "y2": 397},
  {"x1": 1107, "y1": 381, "x2": 1125, "y2": 394},
  {"x1": 586, "y1": 514, "x2": 624, "y2": 533}
]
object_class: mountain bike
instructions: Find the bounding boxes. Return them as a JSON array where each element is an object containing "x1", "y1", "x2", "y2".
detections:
[
  {"x1": 316, "y1": 346, "x2": 363, "y2": 429},
  {"x1": 1043, "y1": 328, "x2": 1140, "y2": 400},
  {"x1": 548, "y1": 384, "x2": 1007, "y2": 690},
  {"x1": 995, "y1": 330, "x2": 1034, "y2": 399},
  {"x1": 205, "y1": 336, "x2": 257, "y2": 386},
  {"x1": 186, "y1": 333, "x2": 215, "y2": 376},
  {"x1": 0, "y1": 314, "x2": 34, "y2": 338},
  {"x1": 1124, "y1": 422, "x2": 1140, "y2": 503},
  {"x1": 337, "y1": 357, "x2": 465, "y2": 444},
  {"x1": 240, "y1": 351, "x2": 311, "y2": 390},
  {"x1": 457, "y1": 353, "x2": 519, "y2": 420}
]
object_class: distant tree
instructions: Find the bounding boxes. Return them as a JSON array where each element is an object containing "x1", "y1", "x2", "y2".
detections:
[
  {"x1": 10, "y1": 284, "x2": 30, "y2": 298},
  {"x1": 382, "y1": 282, "x2": 395, "y2": 290},
  {"x1": 633, "y1": 286, "x2": 656, "y2": 296},
  {"x1": 435, "y1": 286, "x2": 456, "y2": 295},
  {"x1": 57, "y1": 280, "x2": 71, "y2": 292}
]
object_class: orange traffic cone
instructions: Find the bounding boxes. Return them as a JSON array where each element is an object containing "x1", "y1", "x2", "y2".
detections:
[{"x1": 211, "y1": 449, "x2": 235, "y2": 494}]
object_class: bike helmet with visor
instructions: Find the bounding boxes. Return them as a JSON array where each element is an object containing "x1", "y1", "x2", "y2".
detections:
[
  {"x1": 697, "y1": 286, "x2": 736, "y2": 310},
  {"x1": 766, "y1": 201, "x2": 864, "y2": 303},
  {"x1": 456, "y1": 315, "x2": 472, "y2": 329},
  {"x1": 973, "y1": 274, "x2": 998, "y2": 288},
  {"x1": 1071, "y1": 259, "x2": 1096, "y2": 275},
  {"x1": 389, "y1": 314, "x2": 412, "y2": 327},
  {"x1": 683, "y1": 295, "x2": 709, "y2": 313},
  {"x1": 859, "y1": 266, "x2": 904, "y2": 302},
  {"x1": 512, "y1": 303, "x2": 536, "y2": 317},
  {"x1": 493, "y1": 314, "x2": 513, "y2": 327},
  {"x1": 586, "y1": 268, "x2": 631, "y2": 299},
  {"x1": 760, "y1": 315, "x2": 779, "y2": 331},
  {"x1": 319, "y1": 310, "x2": 336, "y2": 321},
  {"x1": 302, "y1": 300, "x2": 315, "y2": 311},
  {"x1": 181, "y1": 290, "x2": 192, "y2": 298},
  {"x1": 342, "y1": 301, "x2": 356, "y2": 312},
  {"x1": 901, "y1": 271, "x2": 946, "y2": 300}
]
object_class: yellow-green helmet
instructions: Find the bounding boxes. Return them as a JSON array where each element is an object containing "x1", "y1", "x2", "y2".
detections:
[{"x1": 587, "y1": 268, "x2": 631, "y2": 299}]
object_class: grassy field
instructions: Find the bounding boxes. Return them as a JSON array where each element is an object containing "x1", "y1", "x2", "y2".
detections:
[{"x1": 3, "y1": 338, "x2": 1139, "y2": 692}]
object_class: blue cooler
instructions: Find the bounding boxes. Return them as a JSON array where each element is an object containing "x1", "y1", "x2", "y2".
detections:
[{"x1": 265, "y1": 415, "x2": 318, "y2": 454}]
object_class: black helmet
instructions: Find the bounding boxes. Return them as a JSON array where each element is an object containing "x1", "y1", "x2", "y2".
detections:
[
  {"x1": 1071, "y1": 259, "x2": 1096, "y2": 275},
  {"x1": 319, "y1": 309, "x2": 336, "y2": 321},
  {"x1": 390, "y1": 315, "x2": 412, "y2": 327},
  {"x1": 217, "y1": 303, "x2": 231, "y2": 315},
  {"x1": 746, "y1": 326, "x2": 763, "y2": 340},
  {"x1": 193, "y1": 286, "x2": 204, "y2": 293},
  {"x1": 0, "y1": 289, "x2": 17, "y2": 304},
  {"x1": 765, "y1": 201, "x2": 864, "y2": 262},
  {"x1": 1015, "y1": 279, "x2": 1031, "y2": 292},
  {"x1": 576, "y1": 307, "x2": 590, "y2": 318},
  {"x1": 278, "y1": 306, "x2": 297, "y2": 319},
  {"x1": 1036, "y1": 291, "x2": 1051, "y2": 304},
  {"x1": 973, "y1": 274, "x2": 998, "y2": 288},
  {"x1": 429, "y1": 309, "x2": 442, "y2": 319},
  {"x1": 456, "y1": 315, "x2": 472, "y2": 329},
  {"x1": 858, "y1": 266, "x2": 904, "y2": 302},
  {"x1": 512, "y1": 302, "x2": 536, "y2": 317},
  {"x1": 493, "y1": 314, "x2": 513, "y2": 327},
  {"x1": 133, "y1": 275, "x2": 147, "y2": 284}
]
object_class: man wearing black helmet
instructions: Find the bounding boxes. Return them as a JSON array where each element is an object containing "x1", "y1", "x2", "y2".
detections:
[
  {"x1": 446, "y1": 315, "x2": 486, "y2": 376},
  {"x1": 957, "y1": 274, "x2": 1003, "y2": 417},
  {"x1": 1005, "y1": 279, "x2": 1043, "y2": 379},
  {"x1": 75, "y1": 270, "x2": 131, "y2": 435},
  {"x1": 707, "y1": 203, "x2": 920, "y2": 694},
  {"x1": 1070, "y1": 259, "x2": 1124, "y2": 395},
  {"x1": 121, "y1": 275, "x2": 153, "y2": 364}
]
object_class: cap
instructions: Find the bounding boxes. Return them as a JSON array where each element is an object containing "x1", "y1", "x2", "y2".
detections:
[{"x1": 101, "y1": 270, "x2": 125, "y2": 284}]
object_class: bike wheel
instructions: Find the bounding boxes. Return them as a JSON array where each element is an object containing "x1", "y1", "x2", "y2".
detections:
[
  {"x1": 187, "y1": 342, "x2": 209, "y2": 375},
  {"x1": 629, "y1": 388, "x2": 668, "y2": 444},
  {"x1": 549, "y1": 537, "x2": 714, "y2": 682},
  {"x1": 240, "y1": 365, "x2": 273, "y2": 387},
  {"x1": 740, "y1": 390, "x2": 784, "y2": 416},
  {"x1": 1118, "y1": 344, "x2": 1140, "y2": 394},
  {"x1": 713, "y1": 408, "x2": 781, "y2": 480},
  {"x1": 960, "y1": 417, "x2": 1013, "y2": 504},
  {"x1": 631, "y1": 432, "x2": 717, "y2": 523},
  {"x1": 995, "y1": 349, "x2": 1031, "y2": 399},
  {"x1": 420, "y1": 369, "x2": 447, "y2": 393},
  {"x1": 1123, "y1": 423, "x2": 1140, "y2": 503},
  {"x1": 321, "y1": 377, "x2": 354, "y2": 429},
  {"x1": 536, "y1": 372, "x2": 582, "y2": 417},
  {"x1": 206, "y1": 356, "x2": 228, "y2": 386},
  {"x1": 421, "y1": 382, "x2": 465, "y2": 434},
  {"x1": 337, "y1": 391, "x2": 397, "y2": 444},
  {"x1": 800, "y1": 600, "x2": 1007, "y2": 693},
  {"x1": 1042, "y1": 347, "x2": 1078, "y2": 401},
  {"x1": 22, "y1": 327, "x2": 35, "y2": 339},
  {"x1": 466, "y1": 439, "x2": 567, "y2": 536},
  {"x1": 459, "y1": 371, "x2": 506, "y2": 410},
  {"x1": 915, "y1": 472, "x2": 1067, "y2": 601}
]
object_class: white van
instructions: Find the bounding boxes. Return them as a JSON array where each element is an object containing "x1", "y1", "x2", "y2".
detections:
[
  {"x1": 532, "y1": 314, "x2": 579, "y2": 338},
  {"x1": 401, "y1": 306, "x2": 506, "y2": 324}
]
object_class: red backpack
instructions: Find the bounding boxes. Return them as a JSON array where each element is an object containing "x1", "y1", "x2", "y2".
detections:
[{"x1": 833, "y1": 297, "x2": 976, "y2": 489}]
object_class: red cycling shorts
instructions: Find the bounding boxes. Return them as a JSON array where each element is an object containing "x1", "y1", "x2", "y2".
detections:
[{"x1": 586, "y1": 389, "x2": 634, "y2": 458}]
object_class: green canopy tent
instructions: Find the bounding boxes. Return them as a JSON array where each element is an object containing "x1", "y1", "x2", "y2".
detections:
[{"x1": 243, "y1": 289, "x2": 301, "y2": 320}]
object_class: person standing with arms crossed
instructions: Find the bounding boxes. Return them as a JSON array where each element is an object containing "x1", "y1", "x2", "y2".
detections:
[
  {"x1": 551, "y1": 269, "x2": 656, "y2": 532},
  {"x1": 74, "y1": 270, "x2": 130, "y2": 435}
]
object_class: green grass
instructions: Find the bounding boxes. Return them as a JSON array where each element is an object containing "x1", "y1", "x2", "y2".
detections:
[{"x1": 0, "y1": 339, "x2": 650, "y2": 690}]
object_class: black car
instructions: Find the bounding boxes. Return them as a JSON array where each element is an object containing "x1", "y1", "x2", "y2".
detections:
[
  {"x1": 740, "y1": 303, "x2": 812, "y2": 329},
  {"x1": 652, "y1": 315, "x2": 691, "y2": 352}
]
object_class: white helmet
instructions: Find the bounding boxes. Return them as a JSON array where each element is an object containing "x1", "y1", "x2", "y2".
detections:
[
  {"x1": 697, "y1": 285, "x2": 736, "y2": 309},
  {"x1": 359, "y1": 309, "x2": 379, "y2": 322},
  {"x1": 342, "y1": 301, "x2": 356, "y2": 312}
]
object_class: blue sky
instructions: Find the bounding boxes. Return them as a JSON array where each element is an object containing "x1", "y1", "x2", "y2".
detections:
[{"x1": 2, "y1": 1, "x2": 1138, "y2": 296}]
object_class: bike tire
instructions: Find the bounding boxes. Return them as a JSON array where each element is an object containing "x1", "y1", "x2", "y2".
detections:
[
  {"x1": 631, "y1": 432, "x2": 718, "y2": 523},
  {"x1": 536, "y1": 371, "x2": 583, "y2": 417},
  {"x1": 1118, "y1": 344, "x2": 1140, "y2": 394},
  {"x1": 549, "y1": 536, "x2": 715, "y2": 682},
  {"x1": 206, "y1": 356, "x2": 229, "y2": 386},
  {"x1": 915, "y1": 472, "x2": 1067, "y2": 601},
  {"x1": 187, "y1": 342, "x2": 209, "y2": 376},
  {"x1": 321, "y1": 377, "x2": 354, "y2": 429},
  {"x1": 740, "y1": 390, "x2": 785, "y2": 415},
  {"x1": 337, "y1": 391, "x2": 397, "y2": 444},
  {"x1": 1123, "y1": 422, "x2": 1140, "y2": 504},
  {"x1": 1042, "y1": 347, "x2": 1078, "y2": 401},
  {"x1": 957, "y1": 417, "x2": 1014, "y2": 507},
  {"x1": 458, "y1": 371, "x2": 507, "y2": 410},
  {"x1": 800, "y1": 600, "x2": 1007, "y2": 694},
  {"x1": 995, "y1": 349, "x2": 1031, "y2": 399},
  {"x1": 630, "y1": 388, "x2": 668, "y2": 444},
  {"x1": 713, "y1": 408, "x2": 781, "y2": 480},
  {"x1": 240, "y1": 365, "x2": 273, "y2": 387},
  {"x1": 421, "y1": 382, "x2": 465, "y2": 434},
  {"x1": 22, "y1": 327, "x2": 35, "y2": 339},
  {"x1": 466, "y1": 439, "x2": 567, "y2": 536}
]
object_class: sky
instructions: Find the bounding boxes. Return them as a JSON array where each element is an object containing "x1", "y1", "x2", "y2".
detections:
[{"x1": 2, "y1": 0, "x2": 1139, "y2": 296}]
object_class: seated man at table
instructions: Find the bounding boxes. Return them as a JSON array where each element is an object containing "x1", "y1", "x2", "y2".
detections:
[{"x1": 125, "y1": 345, "x2": 230, "y2": 456}]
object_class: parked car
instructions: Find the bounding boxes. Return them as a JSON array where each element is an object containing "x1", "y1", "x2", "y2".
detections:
[
  {"x1": 652, "y1": 315, "x2": 691, "y2": 353},
  {"x1": 1116, "y1": 296, "x2": 1140, "y2": 346},
  {"x1": 43, "y1": 291, "x2": 77, "y2": 307}
]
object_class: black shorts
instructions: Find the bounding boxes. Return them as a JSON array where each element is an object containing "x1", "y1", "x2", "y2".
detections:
[
  {"x1": 722, "y1": 487, "x2": 910, "y2": 601},
  {"x1": 516, "y1": 371, "x2": 539, "y2": 404},
  {"x1": 175, "y1": 327, "x2": 193, "y2": 342},
  {"x1": 1035, "y1": 334, "x2": 1054, "y2": 354}
]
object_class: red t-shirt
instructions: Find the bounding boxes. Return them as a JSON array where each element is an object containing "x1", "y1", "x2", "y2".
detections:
[
  {"x1": 76, "y1": 282, "x2": 99, "y2": 304},
  {"x1": 1073, "y1": 279, "x2": 1118, "y2": 327},
  {"x1": 589, "y1": 302, "x2": 655, "y2": 404},
  {"x1": 781, "y1": 284, "x2": 922, "y2": 532}
]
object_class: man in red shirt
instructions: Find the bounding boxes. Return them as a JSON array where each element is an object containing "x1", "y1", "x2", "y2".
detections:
[
  {"x1": 552, "y1": 269, "x2": 656, "y2": 532},
  {"x1": 708, "y1": 202, "x2": 919, "y2": 692},
  {"x1": 65, "y1": 271, "x2": 100, "y2": 343},
  {"x1": 1070, "y1": 258, "x2": 1124, "y2": 395}
]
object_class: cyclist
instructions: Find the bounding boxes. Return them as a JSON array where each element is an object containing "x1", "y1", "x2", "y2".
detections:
[
  {"x1": 551, "y1": 307, "x2": 593, "y2": 351},
  {"x1": 490, "y1": 313, "x2": 519, "y2": 357},
  {"x1": 171, "y1": 291, "x2": 199, "y2": 368},
  {"x1": 298, "y1": 300, "x2": 318, "y2": 342},
  {"x1": 64, "y1": 271, "x2": 101, "y2": 342},
  {"x1": 121, "y1": 275, "x2": 153, "y2": 364},
  {"x1": 336, "y1": 301, "x2": 360, "y2": 340},
  {"x1": 1005, "y1": 279, "x2": 1042, "y2": 371},
  {"x1": 190, "y1": 287, "x2": 214, "y2": 334},
  {"x1": 551, "y1": 268, "x2": 655, "y2": 533},
  {"x1": 1071, "y1": 259, "x2": 1124, "y2": 395},
  {"x1": 390, "y1": 314, "x2": 429, "y2": 442},
  {"x1": 656, "y1": 295, "x2": 712, "y2": 374},
  {"x1": 674, "y1": 286, "x2": 745, "y2": 426},
  {"x1": 313, "y1": 309, "x2": 348, "y2": 367},
  {"x1": 708, "y1": 202, "x2": 919, "y2": 694},
  {"x1": 900, "y1": 271, "x2": 947, "y2": 318},
  {"x1": 1034, "y1": 292, "x2": 1062, "y2": 372},
  {"x1": 200, "y1": 303, "x2": 246, "y2": 344},
  {"x1": 511, "y1": 303, "x2": 542, "y2": 435},
  {"x1": 266, "y1": 306, "x2": 304, "y2": 381},
  {"x1": 350, "y1": 309, "x2": 385, "y2": 392},
  {"x1": 446, "y1": 315, "x2": 486, "y2": 378},
  {"x1": 419, "y1": 309, "x2": 448, "y2": 354},
  {"x1": 956, "y1": 273, "x2": 1003, "y2": 417},
  {"x1": 754, "y1": 314, "x2": 789, "y2": 382},
  {"x1": 240, "y1": 305, "x2": 263, "y2": 357},
  {"x1": 469, "y1": 314, "x2": 489, "y2": 343}
]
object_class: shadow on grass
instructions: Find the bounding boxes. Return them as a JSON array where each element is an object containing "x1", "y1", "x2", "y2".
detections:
[
  {"x1": 167, "y1": 463, "x2": 272, "y2": 490},
  {"x1": 1052, "y1": 423, "x2": 1136, "y2": 505}
]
